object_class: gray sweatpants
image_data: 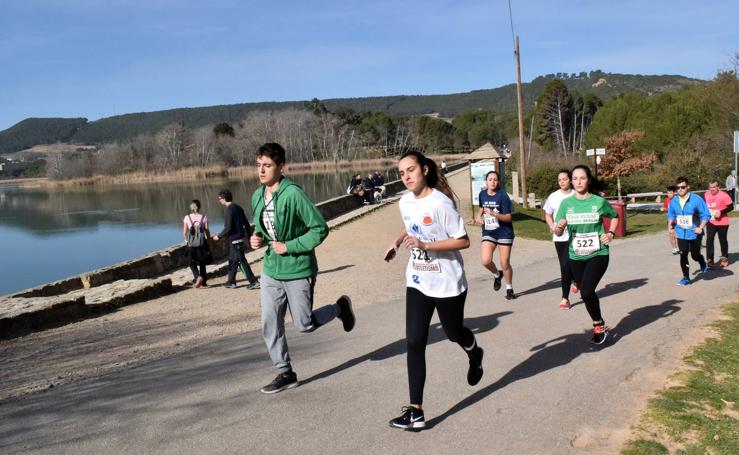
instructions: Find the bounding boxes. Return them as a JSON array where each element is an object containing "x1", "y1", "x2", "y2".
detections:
[{"x1": 260, "y1": 273, "x2": 340, "y2": 373}]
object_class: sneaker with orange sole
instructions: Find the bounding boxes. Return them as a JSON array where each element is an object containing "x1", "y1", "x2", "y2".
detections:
[{"x1": 719, "y1": 257, "x2": 729, "y2": 267}]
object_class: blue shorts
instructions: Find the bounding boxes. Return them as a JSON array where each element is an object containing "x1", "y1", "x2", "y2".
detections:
[{"x1": 482, "y1": 236, "x2": 514, "y2": 245}]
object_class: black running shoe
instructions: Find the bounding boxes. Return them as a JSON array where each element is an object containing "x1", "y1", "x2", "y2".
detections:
[
  {"x1": 337, "y1": 295, "x2": 355, "y2": 332},
  {"x1": 389, "y1": 406, "x2": 425, "y2": 430},
  {"x1": 506, "y1": 289, "x2": 516, "y2": 300},
  {"x1": 246, "y1": 281, "x2": 261, "y2": 290},
  {"x1": 467, "y1": 347, "x2": 484, "y2": 386},
  {"x1": 225, "y1": 283, "x2": 237, "y2": 289},
  {"x1": 589, "y1": 324, "x2": 609, "y2": 345},
  {"x1": 493, "y1": 272, "x2": 503, "y2": 291},
  {"x1": 260, "y1": 371, "x2": 299, "y2": 394}
]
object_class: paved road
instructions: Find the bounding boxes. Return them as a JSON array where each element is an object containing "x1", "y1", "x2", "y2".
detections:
[{"x1": 2, "y1": 215, "x2": 738, "y2": 454}]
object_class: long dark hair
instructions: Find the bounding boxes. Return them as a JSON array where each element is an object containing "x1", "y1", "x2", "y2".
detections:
[
  {"x1": 571, "y1": 164, "x2": 603, "y2": 194},
  {"x1": 400, "y1": 150, "x2": 459, "y2": 208},
  {"x1": 485, "y1": 170, "x2": 500, "y2": 191}
]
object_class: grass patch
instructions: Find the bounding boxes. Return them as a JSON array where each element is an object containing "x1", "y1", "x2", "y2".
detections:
[
  {"x1": 622, "y1": 301, "x2": 739, "y2": 454},
  {"x1": 512, "y1": 206, "x2": 671, "y2": 240}
]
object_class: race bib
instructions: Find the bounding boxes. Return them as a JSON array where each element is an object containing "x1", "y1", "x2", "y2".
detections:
[
  {"x1": 573, "y1": 232, "x2": 600, "y2": 256},
  {"x1": 676, "y1": 215, "x2": 692, "y2": 228},
  {"x1": 410, "y1": 247, "x2": 441, "y2": 273},
  {"x1": 483, "y1": 214, "x2": 499, "y2": 231}
]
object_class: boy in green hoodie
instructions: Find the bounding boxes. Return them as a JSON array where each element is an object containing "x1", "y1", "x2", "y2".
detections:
[{"x1": 250, "y1": 143, "x2": 355, "y2": 394}]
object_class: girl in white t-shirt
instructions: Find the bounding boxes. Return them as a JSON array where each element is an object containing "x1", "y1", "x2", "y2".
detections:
[
  {"x1": 383, "y1": 150, "x2": 484, "y2": 430},
  {"x1": 543, "y1": 170, "x2": 576, "y2": 309}
]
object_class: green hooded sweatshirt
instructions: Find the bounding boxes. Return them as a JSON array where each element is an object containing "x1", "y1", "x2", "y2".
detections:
[{"x1": 251, "y1": 177, "x2": 329, "y2": 280}]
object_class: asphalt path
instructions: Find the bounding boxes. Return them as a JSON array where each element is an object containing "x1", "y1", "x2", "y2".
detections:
[{"x1": 1, "y1": 223, "x2": 738, "y2": 454}]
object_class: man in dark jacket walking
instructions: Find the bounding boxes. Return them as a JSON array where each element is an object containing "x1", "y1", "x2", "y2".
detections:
[{"x1": 213, "y1": 189, "x2": 260, "y2": 290}]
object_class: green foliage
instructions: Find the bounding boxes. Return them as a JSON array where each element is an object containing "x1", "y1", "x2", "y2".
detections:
[
  {"x1": 413, "y1": 116, "x2": 454, "y2": 151},
  {"x1": 0, "y1": 118, "x2": 87, "y2": 153},
  {"x1": 0, "y1": 72, "x2": 699, "y2": 151},
  {"x1": 620, "y1": 439, "x2": 668, "y2": 455},
  {"x1": 623, "y1": 302, "x2": 739, "y2": 454},
  {"x1": 452, "y1": 110, "x2": 506, "y2": 149},
  {"x1": 525, "y1": 161, "x2": 568, "y2": 198},
  {"x1": 585, "y1": 71, "x2": 737, "y2": 191},
  {"x1": 212, "y1": 122, "x2": 235, "y2": 137}
]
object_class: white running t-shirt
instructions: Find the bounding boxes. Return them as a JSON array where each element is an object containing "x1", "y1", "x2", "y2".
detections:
[
  {"x1": 399, "y1": 189, "x2": 468, "y2": 298},
  {"x1": 543, "y1": 189, "x2": 574, "y2": 241}
]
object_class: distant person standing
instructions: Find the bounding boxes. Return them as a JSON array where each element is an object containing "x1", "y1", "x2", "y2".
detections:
[
  {"x1": 661, "y1": 186, "x2": 679, "y2": 255},
  {"x1": 704, "y1": 180, "x2": 733, "y2": 267},
  {"x1": 212, "y1": 189, "x2": 260, "y2": 290},
  {"x1": 726, "y1": 169, "x2": 737, "y2": 205},
  {"x1": 250, "y1": 142, "x2": 355, "y2": 394},
  {"x1": 440, "y1": 160, "x2": 447, "y2": 173},
  {"x1": 183, "y1": 199, "x2": 211, "y2": 288},
  {"x1": 362, "y1": 173, "x2": 375, "y2": 204},
  {"x1": 667, "y1": 177, "x2": 710, "y2": 286}
]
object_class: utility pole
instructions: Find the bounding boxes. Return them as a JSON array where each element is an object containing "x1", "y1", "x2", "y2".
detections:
[{"x1": 515, "y1": 35, "x2": 528, "y2": 208}]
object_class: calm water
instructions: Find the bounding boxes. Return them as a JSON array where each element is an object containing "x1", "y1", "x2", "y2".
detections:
[{"x1": 0, "y1": 168, "x2": 398, "y2": 296}]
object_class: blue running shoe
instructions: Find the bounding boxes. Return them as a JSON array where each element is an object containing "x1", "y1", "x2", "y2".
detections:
[
  {"x1": 700, "y1": 265, "x2": 709, "y2": 273},
  {"x1": 677, "y1": 277, "x2": 690, "y2": 286}
]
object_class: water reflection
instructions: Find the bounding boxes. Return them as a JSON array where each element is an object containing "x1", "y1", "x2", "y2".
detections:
[
  {"x1": 0, "y1": 168, "x2": 398, "y2": 235},
  {"x1": 0, "y1": 167, "x2": 398, "y2": 295}
]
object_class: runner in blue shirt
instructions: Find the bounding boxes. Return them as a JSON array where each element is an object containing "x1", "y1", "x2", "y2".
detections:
[
  {"x1": 666, "y1": 176, "x2": 711, "y2": 286},
  {"x1": 475, "y1": 170, "x2": 516, "y2": 300}
]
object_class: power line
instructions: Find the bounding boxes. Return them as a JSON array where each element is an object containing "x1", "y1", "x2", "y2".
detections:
[{"x1": 507, "y1": 0, "x2": 516, "y2": 50}]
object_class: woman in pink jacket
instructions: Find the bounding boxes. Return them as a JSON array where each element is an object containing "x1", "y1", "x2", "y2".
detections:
[{"x1": 704, "y1": 180, "x2": 733, "y2": 267}]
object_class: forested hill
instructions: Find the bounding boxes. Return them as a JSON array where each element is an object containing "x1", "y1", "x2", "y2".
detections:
[
  {"x1": 0, "y1": 118, "x2": 87, "y2": 153},
  {"x1": 0, "y1": 71, "x2": 700, "y2": 152}
]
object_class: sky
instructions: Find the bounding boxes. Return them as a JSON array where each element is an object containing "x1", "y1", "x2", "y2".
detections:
[{"x1": 1, "y1": 0, "x2": 737, "y2": 130}]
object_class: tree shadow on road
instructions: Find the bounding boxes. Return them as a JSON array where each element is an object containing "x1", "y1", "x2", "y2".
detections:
[
  {"x1": 300, "y1": 311, "x2": 513, "y2": 387},
  {"x1": 597, "y1": 278, "x2": 649, "y2": 299},
  {"x1": 425, "y1": 299, "x2": 683, "y2": 429}
]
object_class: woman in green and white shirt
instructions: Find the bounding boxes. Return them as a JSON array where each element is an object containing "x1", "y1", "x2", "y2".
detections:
[{"x1": 554, "y1": 165, "x2": 619, "y2": 345}]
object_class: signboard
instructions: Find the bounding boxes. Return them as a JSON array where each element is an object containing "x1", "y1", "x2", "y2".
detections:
[
  {"x1": 596, "y1": 148, "x2": 606, "y2": 156},
  {"x1": 470, "y1": 160, "x2": 496, "y2": 206},
  {"x1": 585, "y1": 148, "x2": 595, "y2": 157}
]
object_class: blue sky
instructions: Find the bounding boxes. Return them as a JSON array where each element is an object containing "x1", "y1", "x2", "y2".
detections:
[{"x1": 1, "y1": 0, "x2": 737, "y2": 130}]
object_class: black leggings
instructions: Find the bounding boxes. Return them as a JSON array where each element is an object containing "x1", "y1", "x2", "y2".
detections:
[
  {"x1": 677, "y1": 238, "x2": 706, "y2": 278},
  {"x1": 568, "y1": 255, "x2": 609, "y2": 323},
  {"x1": 705, "y1": 224, "x2": 729, "y2": 262},
  {"x1": 554, "y1": 241, "x2": 573, "y2": 299},
  {"x1": 406, "y1": 287, "x2": 476, "y2": 405}
]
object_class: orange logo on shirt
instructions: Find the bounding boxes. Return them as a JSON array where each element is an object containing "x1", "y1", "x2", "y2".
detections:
[{"x1": 422, "y1": 216, "x2": 433, "y2": 225}]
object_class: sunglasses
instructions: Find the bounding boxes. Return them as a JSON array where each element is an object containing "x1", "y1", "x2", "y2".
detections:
[{"x1": 676, "y1": 185, "x2": 687, "y2": 189}]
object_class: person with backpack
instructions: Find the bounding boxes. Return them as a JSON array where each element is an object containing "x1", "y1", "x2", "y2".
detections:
[
  {"x1": 183, "y1": 199, "x2": 211, "y2": 288},
  {"x1": 212, "y1": 189, "x2": 260, "y2": 290}
]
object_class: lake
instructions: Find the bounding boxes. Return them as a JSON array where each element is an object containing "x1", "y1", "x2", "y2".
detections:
[{"x1": 0, "y1": 168, "x2": 397, "y2": 296}]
